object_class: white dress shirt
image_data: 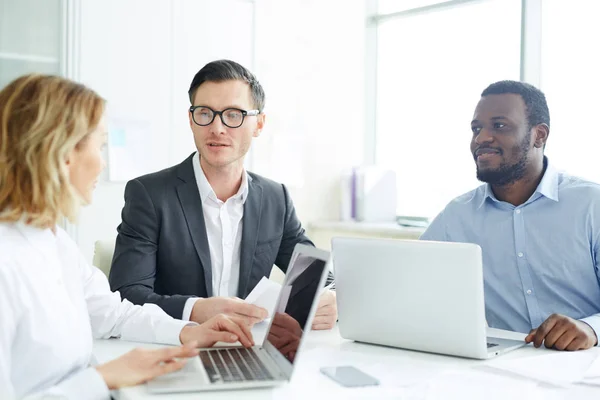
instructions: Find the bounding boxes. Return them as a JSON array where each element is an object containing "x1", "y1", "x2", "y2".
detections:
[
  {"x1": 182, "y1": 152, "x2": 249, "y2": 321},
  {"x1": 0, "y1": 221, "x2": 192, "y2": 400}
]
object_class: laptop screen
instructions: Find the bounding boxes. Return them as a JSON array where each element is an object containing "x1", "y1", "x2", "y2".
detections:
[{"x1": 265, "y1": 252, "x2": 327, "y2": 364}]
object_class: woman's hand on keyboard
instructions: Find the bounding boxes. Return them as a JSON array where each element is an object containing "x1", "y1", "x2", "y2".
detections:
[{"x1": 95, "y1": 341, "x2": 200, "y2": 389}]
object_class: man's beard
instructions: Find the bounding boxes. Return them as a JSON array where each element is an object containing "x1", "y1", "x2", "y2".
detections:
[{"x1": 476, "y1": 137, "x2": 530, "y2": 186}]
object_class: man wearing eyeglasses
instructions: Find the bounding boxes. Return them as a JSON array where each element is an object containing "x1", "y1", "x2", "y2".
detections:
[{"x1": 109, "y1": 60, "x2": 337, "y2": 331}]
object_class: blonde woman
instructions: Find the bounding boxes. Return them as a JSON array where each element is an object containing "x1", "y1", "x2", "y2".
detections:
[{"x1": 0, "y1": 74, "x2": 255, "y2": 399}]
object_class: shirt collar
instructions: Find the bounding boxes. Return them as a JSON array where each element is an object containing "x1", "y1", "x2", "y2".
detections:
[
  {"x1": 534, "y1": 158, "x2": 559, "y2": 202},
  {"x1": 192, "y1": 152, "x2": 250, "y2": 204},
  {"x1": 478, "y1": 184, "x2": 495, "y2": 209},
  {"x1": 14, "y1": 219, "x2": 58, "y2": 259},
  {"x1": 477, "y1": 157, "x2": 559, "y2": 209}
]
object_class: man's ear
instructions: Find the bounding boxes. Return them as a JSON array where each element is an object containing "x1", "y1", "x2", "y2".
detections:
[
  {"x1": 253, "y1": 113, "x2": 266, "y2": 138},
  {"x1": 533, "y1": 123, "x2": 549, "y2": 148},
  {"x1": 188, "y1": 109, "x2": 194, "y2": 130}
]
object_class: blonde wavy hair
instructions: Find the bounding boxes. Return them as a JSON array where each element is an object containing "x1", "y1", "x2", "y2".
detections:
[{"x1": 0, "y1": 74, "x2": 105, "y2": 228}]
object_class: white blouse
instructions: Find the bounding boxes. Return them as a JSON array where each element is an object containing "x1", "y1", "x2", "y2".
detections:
[{"x1": 0, "y1": 221, "x2": 191, "y2": 399}]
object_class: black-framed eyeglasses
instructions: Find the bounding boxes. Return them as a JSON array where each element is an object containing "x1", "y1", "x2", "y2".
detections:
[{"x1": 189, "y1": 105, "x2": 260, "y2": 128}]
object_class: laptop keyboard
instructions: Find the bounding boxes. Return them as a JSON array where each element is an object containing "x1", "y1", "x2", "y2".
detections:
[
  {"x1": 487, "y1": 342, "x2": 499, "y2": 348},
  {"x1": 199, "y1": 348, "x2": 274, "y2": 384}
]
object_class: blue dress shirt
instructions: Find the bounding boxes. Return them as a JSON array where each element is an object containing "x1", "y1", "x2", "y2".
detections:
[{"x1": 421, "y1": 159, "x2": 600, "y2": 340}]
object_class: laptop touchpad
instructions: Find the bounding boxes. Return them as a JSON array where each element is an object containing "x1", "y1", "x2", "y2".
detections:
[{"x1": 147, "y1": 357, "x2": 209, "y2": 391}]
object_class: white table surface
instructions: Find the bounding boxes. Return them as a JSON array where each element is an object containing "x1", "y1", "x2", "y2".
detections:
[{"x1": 93, "y1": 326, "x2": 600, "y2": 399}]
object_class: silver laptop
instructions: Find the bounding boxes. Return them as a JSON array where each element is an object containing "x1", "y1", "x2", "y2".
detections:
[
  {"x1": 147, "y1": 244, "x2": 330, "y2": 393},
  {"x1": 332, "y1": 237, "x2": 525, "y2": 359}
]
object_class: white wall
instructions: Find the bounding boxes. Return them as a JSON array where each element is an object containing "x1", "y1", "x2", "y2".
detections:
[
  {"x1": 77, "y1": 0, "x2": 171, "y2": 263},
  {"x1": 252, "y1": 0, "x2": 365, "y2": 224},
  {"x1": 169, "y1": 0, "x2": 254, "y2": 164},
  {"x1": 74, "y1": 0, "x2": 365, "y2": 262}
]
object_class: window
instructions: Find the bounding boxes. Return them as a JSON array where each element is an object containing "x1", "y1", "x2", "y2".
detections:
[
  {"x1": 375, "y1": 0, "x2": 522, "y2": 218},
  {"x1": 541, "y1": 0, "x2": 600, "y2": 182},
  {"x1": 378, "y1": 0, "x2": 454, "y2": 14}
]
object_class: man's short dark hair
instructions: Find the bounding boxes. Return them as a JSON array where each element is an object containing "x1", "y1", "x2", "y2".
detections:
[
  {"x1": 188, "y1": 59, "x2": 265, "y2": 112},
  {"x1": 481, "y1": 80, "x2": 550, "y2": 129}
]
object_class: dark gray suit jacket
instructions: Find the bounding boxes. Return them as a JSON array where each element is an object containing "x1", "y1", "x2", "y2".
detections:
[{"x1": 109, "y1": 153, "x2": 325, "y2": 319}]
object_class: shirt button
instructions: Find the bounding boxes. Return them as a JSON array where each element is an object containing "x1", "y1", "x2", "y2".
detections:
[
  {"x1": 526, "y1": 289, "x2": 532, "y2": 295},
  {"x1": 515, "y1": 209, "x2": 521, "y2": 214},
  {"x1": 518, "y1": 252, "x2": 523, "y2": 257}
]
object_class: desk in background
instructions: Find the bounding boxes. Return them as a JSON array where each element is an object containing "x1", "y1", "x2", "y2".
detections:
[
  {"x1": 307, "y1": 221, "x2": 425, "y2": 251},
  {"x1": 93, "y1": 326, "x2": 600, "y2": 399}
]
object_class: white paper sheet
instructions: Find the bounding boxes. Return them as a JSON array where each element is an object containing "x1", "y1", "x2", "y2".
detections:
[
  {"x1": 487, "y1": 350, "x2": 600, "y2": 387},
  {"x1": 251, "y1": 319, "x2": 270, "y2": 345},
  {"x1": 584, "y1": 350, "x2": 600, "y2": 378},
  {"x1": 244, "y1": 277, "x2": 282, "y2": 318},
  {"x1": 424, "y1": 369, "x2": 545, "y2": 400},
  {"x1": 276, "y1": 285, "x2": 292, "y2": 314},
  {"x1": 582, "y1": 376, "x2": 600, "y2": 386}
]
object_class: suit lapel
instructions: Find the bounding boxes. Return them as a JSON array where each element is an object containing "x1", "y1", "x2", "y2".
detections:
[
  {"x1": 238, "y1": 178, "x2": 263, "y2": 297},
  {"x1": 176, "y1": 155, "x2": 213, "y2": 297}
]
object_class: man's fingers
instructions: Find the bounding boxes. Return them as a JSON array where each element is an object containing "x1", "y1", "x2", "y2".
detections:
[
  {"x1": 218, "y1": 315, "x2": 259, "y2": 328},
  {"x1": 553, "y1": 330, "x2": 578, "y2": 351},
  {"x1": 311, "y1": 315, "x2": 333, "y2": 326},
  {"x1": 231, "y1": 301, "x2": 268, "y2": 320},
  {"x1": 315, "y1": 304, "x2": 335, "y2": 316},
  {"x1": 533, "y1": 316, "x2": 560, "y2": 348},
  {"x1": 525, "y1": 328, "x2": 536, "y2": 343},
  {"x1": 526, "y1": 315, "x2": 597, "y2": 351},
  {"x1": 233, "y1": 315, "x2": 262, "y2": 327},
  {"x1": 312, "y1": 323, "x2": 333, "y2": 330},
  {"x1": 543, "y1": 323, "x2": 568, "y2": 348},
  {"x1": 533, "y1": 331, "x2": 546, "y2": 348},
  {"x1": 317, "y1": 296, "x2": 334, "y2": 307},
  {"x1": 566, "y1": 335, "x2": 589, "y2": 351}
]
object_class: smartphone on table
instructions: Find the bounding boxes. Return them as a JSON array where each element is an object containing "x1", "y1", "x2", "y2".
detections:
[{"x1": 320, "y1": 366, "x2": 379, "y2": 387}]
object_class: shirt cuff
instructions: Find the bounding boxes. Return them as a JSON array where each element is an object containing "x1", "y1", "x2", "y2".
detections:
[
  {"x1": 580, "y1": 315, "x2": 600, "y2": 346},
  {"x1": 182, "y1": 297, "x2": 202, "y2": 321},
  {"x1": 155, "y1": 318, "x2": 198, "y2": 345}
]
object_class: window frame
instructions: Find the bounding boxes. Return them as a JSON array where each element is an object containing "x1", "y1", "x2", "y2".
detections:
[{"x1": 365, "y1": 0, "x2": 543, "y2": 201}]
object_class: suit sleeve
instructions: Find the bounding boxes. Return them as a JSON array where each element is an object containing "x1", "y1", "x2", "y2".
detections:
[
  {"x1": 274, "y1": 184, "x2": 335, "y2": 286},
  {"x1": 109, "y1": 179, "x2": 193, "y2": 319}
]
